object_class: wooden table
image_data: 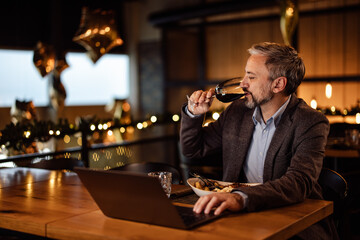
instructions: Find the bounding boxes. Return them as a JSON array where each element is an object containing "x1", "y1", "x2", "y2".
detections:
[
  {"x1": 325, "y1": 149, "x2": 359, "y2": 159},
  {"x1": 0, "y1": 168, "x2": 333, "y2": 240},
  {"x1": 0, "y1": 168, "x2": 99, "y2": 236},
  {"x1": 325, "y1": 148, "x2": 360, "y2": 171}
]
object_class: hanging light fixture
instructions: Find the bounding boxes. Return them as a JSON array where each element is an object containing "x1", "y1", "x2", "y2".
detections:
[
  {"x1": 280, "y1": 0, "x2": 299, "y2": 46},
  {"x1": 325, "y1": 82, "x2": 332, "y2": 99}
]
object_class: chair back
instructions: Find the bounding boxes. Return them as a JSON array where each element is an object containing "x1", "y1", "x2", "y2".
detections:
[
  {"x1": 318, "y1": 168, "x2": 348, "y2": 238},
  {"x1": 319, "y1": 168, "x2": 348, "y2": 201},
  {"x1": 29, "y1": 158, "x2": 84, "y2": 171},
  {"x1": 110, "y1": 162, "x2": 182, "y2": 184}
]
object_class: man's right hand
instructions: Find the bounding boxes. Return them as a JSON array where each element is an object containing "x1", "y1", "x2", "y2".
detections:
[
  {"x1": 193, "y1": 192, "x2": 244, "y2": 215},
  {"x1": 187, "y1": 89, "x2": 215, "y2": 115}
]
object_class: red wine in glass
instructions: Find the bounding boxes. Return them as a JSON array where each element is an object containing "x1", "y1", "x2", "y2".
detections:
[
  {"x1": 215, "y1": 93, "x2": 246, "y2": 103},
  {"x1": 215, "y1": 77, "x2": 245, "y2": 103}
]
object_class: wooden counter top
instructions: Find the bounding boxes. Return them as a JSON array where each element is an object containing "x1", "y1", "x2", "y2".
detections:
[
  {"x1": 0, "y1": 168, "x2": 333, "y2": 239},
  {"x1": 46, "y1": 199, "x2": 332, "y2": 240}
]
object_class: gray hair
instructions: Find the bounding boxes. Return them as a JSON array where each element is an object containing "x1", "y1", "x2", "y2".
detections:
[{"x1": 248, "y1": 42, "x2": 305, "y2": 95}]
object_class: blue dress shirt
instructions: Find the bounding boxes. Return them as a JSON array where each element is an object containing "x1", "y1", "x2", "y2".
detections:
[{"x1": 244, "y1": 95, "x2": 291, "y2": 183}]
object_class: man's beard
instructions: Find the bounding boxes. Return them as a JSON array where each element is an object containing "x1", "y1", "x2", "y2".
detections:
[{"x1": 244, "y1": 83, "x2": 274, "y2": 109}]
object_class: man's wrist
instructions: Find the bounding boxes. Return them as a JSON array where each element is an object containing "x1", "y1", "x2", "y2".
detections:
[
  {"x1": 232, "y1": 190, "x2": 248, "y2": 209},
  {"x1": 185, "y1": 105, "x2": 202, "y2": 118}
]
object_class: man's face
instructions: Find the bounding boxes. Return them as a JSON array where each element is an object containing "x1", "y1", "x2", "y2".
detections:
[{"x1": 241, "y1": 54, "x2": 274, "y2": 109}]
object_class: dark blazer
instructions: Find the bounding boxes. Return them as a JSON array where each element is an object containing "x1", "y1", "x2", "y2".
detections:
[{"x1": 180, "y1": 94, "x2": 338, "y2": 239}]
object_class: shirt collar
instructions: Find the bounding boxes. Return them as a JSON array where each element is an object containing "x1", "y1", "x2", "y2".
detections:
[{"x1": 252, "y1": 95, "x2": 291, "y2": 127}]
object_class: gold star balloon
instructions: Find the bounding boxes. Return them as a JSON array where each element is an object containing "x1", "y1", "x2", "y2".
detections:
[
  {"x1": 73, "y1": 7, "x2": 124, "y2": 63},
  {"x1": 49, "y1": 71, "x2": 67, "y2": 111},
  {"x1": 10, "y1": 100, "x2": 37, "y2": 125},
  {"x1": 54, "y1": 53, "x2": 69, "y2": 75},
  {"x1": 280, "y1": 0, "x2": 299, "y2": 46},
  {"x1": 33, "y1": 41, "x2": 55, "y2": 77}
]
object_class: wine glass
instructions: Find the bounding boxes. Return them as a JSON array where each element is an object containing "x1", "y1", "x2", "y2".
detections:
[
  {"x1": 187, "y1": 77, "x2": 245, "y2": 107},
  {"x1": 215, "y1": 77, "x2": 245, "y2": 103}
]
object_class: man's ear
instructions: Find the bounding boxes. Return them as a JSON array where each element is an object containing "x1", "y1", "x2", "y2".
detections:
[{"x1": 272, "y1": 77, "x2": 287, "y2": 93}]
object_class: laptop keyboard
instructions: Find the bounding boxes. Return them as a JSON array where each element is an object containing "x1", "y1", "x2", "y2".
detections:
[{"x1": 175, "y1": 205, "x2": 218, "y2": 227}]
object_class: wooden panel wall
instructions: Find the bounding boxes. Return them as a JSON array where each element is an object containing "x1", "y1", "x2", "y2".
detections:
[
  {"x1": 206, "y1": 19, "x2": 283, "y2": 80},
  {"x1": 205, "y1": 2, "x2": 360, "y2": 112},
  {"x1": 166, "y1": 28, "x2": 199, "y2": 81},
  {"x1": 163, "y1": 0, "x2": 360, "y2": 117},
  {"x1": 298, "y1": 4, "x2": 360, "y2": 111}
]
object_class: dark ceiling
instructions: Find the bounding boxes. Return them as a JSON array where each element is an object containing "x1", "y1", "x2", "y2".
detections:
[
  {"x1": 2, "y1": 0, "x2": 349, "y2": 52},
  {"x1": 2, "y1": 0, "x2": 278, "y2": 52},
  {"x1": 149, "y1": 0, "x2": 279, "y2": 26},
  {"x1": 0, "y1": 0, "x2": 125, "y2": 53}
]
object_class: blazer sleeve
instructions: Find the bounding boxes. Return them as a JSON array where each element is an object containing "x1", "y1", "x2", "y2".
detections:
[{"x1": 179, "y1": 103, "x2": 231, "y2": 159}]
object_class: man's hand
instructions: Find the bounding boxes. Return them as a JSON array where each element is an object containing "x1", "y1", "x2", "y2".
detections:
[
  {"x1": 187, "y1": 89, "x2": 215, "y2": 115},
  {"x1": 193, "y1": 193, "x2": 244, "y2": 215}
]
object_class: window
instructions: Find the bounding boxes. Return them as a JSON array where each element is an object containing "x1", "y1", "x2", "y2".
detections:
[{"x1": 0, "y1": 49, "x2": 129, "y2": 107}]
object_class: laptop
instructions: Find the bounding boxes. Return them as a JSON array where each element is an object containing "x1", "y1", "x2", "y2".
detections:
[{"x1": 74, "y1": 167, "x2": 226, "y2": 229}]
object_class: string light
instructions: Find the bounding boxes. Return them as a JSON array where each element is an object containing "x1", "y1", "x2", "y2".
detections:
[
  {"x1": 5, "y1": 109, "x2": 360, "y2": 153},
  {"x1": 330, "y1": 106, "x2": 336, "y2": 114},
  {"x1": 310, "y1": 98, "x2": 317, "y2": 109},
  {"x1": 136, "y1": 123, "x2": 143, "y2": 130},
  {"x1": 24, "y1": 131, "x2": 31, "y2": 138},
  {"x1": 172, "y1": 114, "x2": 180, "y2": 122},
  {"x1": 150, "y1": 116, "x2": 157, "y2": 123},
  {"x1": 212, "y1": 112, "x2": 220, "y2": 120},
  {"x1": 63, "y1": 135, "x2": 71, "y2": 144}
]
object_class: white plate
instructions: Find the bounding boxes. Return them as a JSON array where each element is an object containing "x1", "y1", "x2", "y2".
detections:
[{"x1": 187, "y1": 178, "x2": 261, "y2": 197}]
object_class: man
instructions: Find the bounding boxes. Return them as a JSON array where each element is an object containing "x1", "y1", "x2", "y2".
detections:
[{"x1": 180, "y1": 42, "x2": 338, "y2": 239}]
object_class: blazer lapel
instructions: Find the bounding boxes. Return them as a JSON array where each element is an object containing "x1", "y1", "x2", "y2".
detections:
[
  {"x1": 263, "y1": 118, "x2": 291, "y2": 181},
  {"x1": 225, "y1": 108, "x2": 255, "y2": 181},
  {"x1": 263, "y1": 95, "x2": 297, "y2": 182}
]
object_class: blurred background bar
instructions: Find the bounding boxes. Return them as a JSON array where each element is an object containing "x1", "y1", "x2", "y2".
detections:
[{"x1": 0, "y1": 1, "x2": 359, "y2": 238}]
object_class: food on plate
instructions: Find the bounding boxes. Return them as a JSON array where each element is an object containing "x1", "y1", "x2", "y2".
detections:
[{"x1": 193, "y1": 180, "x2": 250, "y2": 193}]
